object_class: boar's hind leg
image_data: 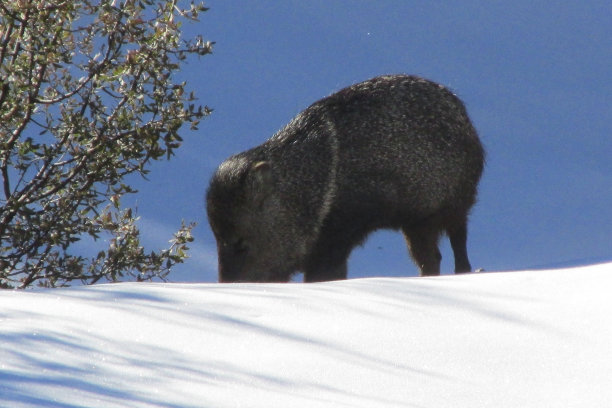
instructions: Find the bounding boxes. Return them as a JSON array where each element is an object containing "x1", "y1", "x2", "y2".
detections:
[
  {"x1": 447, "y1": 220, "x2": 472, "y2": 273},
  {"x1": 402, "y1": 225, "x2": 442, "y2": 276}
]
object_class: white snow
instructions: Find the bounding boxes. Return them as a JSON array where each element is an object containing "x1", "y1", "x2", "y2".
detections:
[{"x1": 1, "y1": 263, "x2": 612, "y2": 407}]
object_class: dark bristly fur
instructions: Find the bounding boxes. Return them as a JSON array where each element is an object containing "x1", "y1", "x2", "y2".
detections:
[{"x1": 207, "y1": 75, "x2": 485, "y2": 282}]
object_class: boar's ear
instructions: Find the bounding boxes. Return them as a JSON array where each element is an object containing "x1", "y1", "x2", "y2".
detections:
[{"x1": 249, "y1": 161, "x2": 273, "y2": 205}]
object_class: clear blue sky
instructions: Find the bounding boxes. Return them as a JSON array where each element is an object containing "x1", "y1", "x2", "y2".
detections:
[{"x1": 129, "y1": 0, "x2": 612, "y2": 282}]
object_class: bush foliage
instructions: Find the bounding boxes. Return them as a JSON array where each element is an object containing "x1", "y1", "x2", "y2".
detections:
[{"x1": 0, "y1": 0, "x2": 212, "y2": 288}]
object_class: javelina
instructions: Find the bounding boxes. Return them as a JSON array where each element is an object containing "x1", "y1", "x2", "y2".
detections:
[{"x1": 207, "y1": 74, "x2": 484, "y2": 282}]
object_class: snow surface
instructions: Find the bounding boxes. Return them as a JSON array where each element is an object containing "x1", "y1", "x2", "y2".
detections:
[{"x1": 1, "y1": 263, "x2": 612, "y2": 407}]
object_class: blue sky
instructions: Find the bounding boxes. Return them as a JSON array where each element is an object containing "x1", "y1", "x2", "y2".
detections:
[{"x1": 128, "y1": 1, "x2": 612, "y2": 282}]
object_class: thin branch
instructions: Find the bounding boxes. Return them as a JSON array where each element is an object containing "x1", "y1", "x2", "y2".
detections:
[
  {"x1": 1, "y1": 163, "x2": 10, "y2": 201},
  {"x1": 0, "y1": 19, "x2": 15, "y2": 109},
  {"x1": 0, "y1": 3, "x2": 25, "y2": 24},
  {"x1": 19, "y1": 244, "x2": 53, "y2": 289},
  {"x1": 34, "y1": 73, "x2": 96, "y2": 105}
]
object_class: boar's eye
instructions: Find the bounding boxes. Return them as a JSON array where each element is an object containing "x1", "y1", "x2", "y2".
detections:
[
  {"x1": 220, "y1": 236, "x2": 249, "y2": 256},
  {"x1": 231, "y1": 238, "x2": 248, "y2": 254}
]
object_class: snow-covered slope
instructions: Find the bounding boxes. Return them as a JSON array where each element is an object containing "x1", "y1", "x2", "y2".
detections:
[{"x1": 1, "y1": 263, "x2": 611, "y2": 407}]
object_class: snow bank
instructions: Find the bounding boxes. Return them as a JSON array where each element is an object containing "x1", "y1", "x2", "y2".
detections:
[{"x1": 1, "y1": 263, "x2": 611, "y2": 407}]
